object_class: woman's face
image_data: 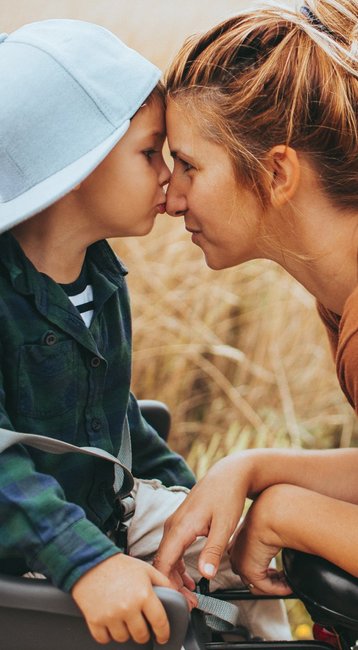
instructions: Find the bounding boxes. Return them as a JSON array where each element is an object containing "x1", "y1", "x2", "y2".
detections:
[{"x1": 166, "y1": 98, "x2": 264, "y2": 270}]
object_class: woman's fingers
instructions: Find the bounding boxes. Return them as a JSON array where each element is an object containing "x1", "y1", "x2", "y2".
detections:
[
  {"x1": 156, "y1": 463, "x2": 247, "y2": 582},
  {"x1": 167, "y1": 560, "x2": 195, "y2": 592},
  {"x1": 181, "y1": 568, "x2": 196, "y2": 591},
  {"x1": 175, "y1": 557, "x2": 194, "y2": 584},
  {"x1": 154, "y1": 519, "x2": 198, "y2": 578},
  {"x1": 157, "y1": 560, "x2": 197, "y2": 610},
  {"x1": 179, "y1": 585, "x2": 198, "y2": 610},
  {"x1": 241, "y1": 570, "x2": 292, "y2": 596},
  {"x1": 198, "y1": 517, "x2": 234, "y2": 579},
  {"x1": 229, "y1": 500, "x2": 293, "y2": 597}
]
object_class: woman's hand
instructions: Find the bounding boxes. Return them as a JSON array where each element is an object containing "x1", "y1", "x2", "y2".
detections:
[
  {"x1": 154, "y1": 454, "x2": 253, "y2": 581},
  {"x1": 157, "y1": 450, "x2": 358, "y2": 593},
  {"x1": 163, "y1": 558, "x2": 198, "y2": 609},
  {"x1": 72, "y1": 553, "x2": 175, "y2": 645},
  {"x1": 228, "y1": 491, "x2": 292, "y2": 596},
  {"x1": 231, "y1": 482, "x2": 358, "y2": 584}
]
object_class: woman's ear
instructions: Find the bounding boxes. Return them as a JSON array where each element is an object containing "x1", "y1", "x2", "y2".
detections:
[{"x1": 267, "y1": 145, "x2": 301, "y2": 207}]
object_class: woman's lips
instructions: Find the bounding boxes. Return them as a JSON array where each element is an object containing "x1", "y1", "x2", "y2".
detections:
[{"x1": 185, "y1": 227, "x2": 202, "y2": 244}]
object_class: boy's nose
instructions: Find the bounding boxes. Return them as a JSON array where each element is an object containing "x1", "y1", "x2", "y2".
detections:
[{"x1": 166, "y1": 182, "x2": 187, "y2": 217}]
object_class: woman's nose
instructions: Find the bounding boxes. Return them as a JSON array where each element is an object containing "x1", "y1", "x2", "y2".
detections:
[
  {"x1": 160, "y1": 159, "x2": 171, "y2": 188},
  {"x1": 166, "y1": 180, "x2": 187, "y2": 217}
]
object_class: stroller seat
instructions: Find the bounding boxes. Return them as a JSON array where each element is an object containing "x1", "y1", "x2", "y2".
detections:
[
  {"x1": 0, "y1": 573, "x2": 189, "y2": 650},
  {"x1": 282, "y1": 548, "x2": 358, "y2": 632}
]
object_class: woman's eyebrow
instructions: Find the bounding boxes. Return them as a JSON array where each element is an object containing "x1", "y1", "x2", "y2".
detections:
[{"x1": 170, "y1": 149, "x2": 195, "y2": 162}]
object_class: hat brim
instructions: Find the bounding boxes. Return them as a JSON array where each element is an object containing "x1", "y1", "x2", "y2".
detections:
[{"x1": 0, "y1": 119, "x2": 130, "y2": 234}]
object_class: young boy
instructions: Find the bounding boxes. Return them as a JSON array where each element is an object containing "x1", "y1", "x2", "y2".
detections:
[{"x1": 0, "y1": 19, "x2": 289, "y2": 644}]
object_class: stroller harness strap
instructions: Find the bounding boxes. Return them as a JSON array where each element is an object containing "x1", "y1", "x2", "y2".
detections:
[
  {"x1": 0, "y1": 424, "x2": 134, "y2": 497},
  {"x1": 196, "y1": 593, "x2": 240, "y2": 630}
]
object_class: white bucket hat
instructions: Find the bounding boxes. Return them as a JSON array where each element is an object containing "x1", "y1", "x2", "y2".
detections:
[{"x1": 0, "y1": 19, "x2": 161, "y2": 233}]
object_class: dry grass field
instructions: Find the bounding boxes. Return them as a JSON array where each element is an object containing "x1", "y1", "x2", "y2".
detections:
[{"x1": 2, "y1": 0, "x2": 357, "y2": 637}]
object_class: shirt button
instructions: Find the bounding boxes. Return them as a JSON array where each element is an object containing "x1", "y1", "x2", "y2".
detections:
[
  {"x1": 43, "y1": 331, "x2": 57, "y2": 346},
  {"x1": 91, "y1": 417, "x2": 102, "y2": 431},
  {"x1": 90, "y1": 356, "x2": 101, "y2": 368}
]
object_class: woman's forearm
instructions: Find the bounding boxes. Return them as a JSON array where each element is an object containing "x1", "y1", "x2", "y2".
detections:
[
  {"x1": 155, "y1": 447, "x2": 358, "y2": 582},
  {"x1": 237, "y1": 447, "x2": 358, "y2": 504},
  {"x1": 260, "y1": 484, "x2": 358, "y2": 577}
]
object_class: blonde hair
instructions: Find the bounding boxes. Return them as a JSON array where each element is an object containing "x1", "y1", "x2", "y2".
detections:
[
  {"x1": 165, "y1": 0, "x2": 358, "y2": 210},
  {"x1": 148, "y1": 80, "x2": 165, "y2": 105}
]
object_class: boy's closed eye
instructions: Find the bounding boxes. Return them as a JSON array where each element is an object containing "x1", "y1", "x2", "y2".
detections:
[
  {"x1": 143, "y1": 148, "x2": 161, "y2": 160},
  {"x1": 142, "y1": 134, "x2": 166, "y2": 163}
]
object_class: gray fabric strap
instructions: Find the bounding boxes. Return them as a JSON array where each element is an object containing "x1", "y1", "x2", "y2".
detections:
[
  {"x1": 0, "y1": 426, "x2": 134, "y2": 497},
  {"x1": 114, "y1": 415, "x2": 132, "y2": 495},
  {"x1": 196, "y1": 593, "x2": 240, "y2": 631}
]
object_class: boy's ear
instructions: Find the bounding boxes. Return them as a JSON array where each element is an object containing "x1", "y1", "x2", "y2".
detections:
[{"x1": 267, "y1": 145, "x2": 301, "y2": 208}]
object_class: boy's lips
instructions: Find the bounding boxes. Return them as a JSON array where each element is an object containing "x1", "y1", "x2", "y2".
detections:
[{"x1": 156, "y1": 203, "x2": 167, "y2": 214}]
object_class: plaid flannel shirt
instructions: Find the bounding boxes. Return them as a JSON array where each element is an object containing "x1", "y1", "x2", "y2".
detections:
[{"x1": 0, "y1": 232, "x2": 195, "y2": 591}]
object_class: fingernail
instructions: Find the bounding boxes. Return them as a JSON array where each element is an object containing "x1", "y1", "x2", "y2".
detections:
[{"x1": 203, "y1": 563, "x2": 216, "y2": 577}]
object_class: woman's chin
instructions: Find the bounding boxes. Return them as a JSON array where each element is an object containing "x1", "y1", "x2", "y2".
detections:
[
  {"x1": 204, "y1": 250, "x2": 242, "y2": 271},
  {"x1": 191, "y1": 237, "x2": 237, "y2": 270},
  {"x1": 204, "y1": 252, "x2": 229, "y2": 271}
]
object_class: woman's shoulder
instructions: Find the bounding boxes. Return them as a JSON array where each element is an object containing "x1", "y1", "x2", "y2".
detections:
[{"x1": 339, "y1": 286, "x2": 358, "y2": 349}]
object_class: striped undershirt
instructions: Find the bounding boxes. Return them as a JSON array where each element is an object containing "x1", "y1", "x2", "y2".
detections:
[{"x1": 60, "y1": 262, "x2": 94, "y2": 328}]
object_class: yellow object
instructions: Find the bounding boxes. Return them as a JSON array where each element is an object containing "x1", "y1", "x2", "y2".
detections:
[{"x1": 295, "y1": 624, "x2": 312, "y2": 639}]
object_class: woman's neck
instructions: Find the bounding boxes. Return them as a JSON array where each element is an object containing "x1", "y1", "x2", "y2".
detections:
[
  {"x1": 264, "y1": 194, "x2": 358, "y2": 316},
  {"x1": 278, "y1": 246, "x2": 358, "y2": 316}
]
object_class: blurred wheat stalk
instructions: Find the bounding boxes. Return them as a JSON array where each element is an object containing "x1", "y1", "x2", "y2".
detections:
[{"x1": 112, "y1": 219, "x2": 358, "y2": 478}]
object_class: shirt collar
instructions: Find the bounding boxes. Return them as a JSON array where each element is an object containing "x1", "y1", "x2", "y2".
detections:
[
  {"x1": 87, "y1": 239, "x2": 128, "y2": 283},
  {"x1": 0, "y1": 232, "x2": 130, "y2": 354},
  {"x1": 0, "y1": 232, "x2": 128, "y2": 296}
]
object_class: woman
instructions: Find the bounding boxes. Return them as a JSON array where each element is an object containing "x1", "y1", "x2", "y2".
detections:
[{"x1": 154, "y1": 0, "x2": 358, "y2": 595}]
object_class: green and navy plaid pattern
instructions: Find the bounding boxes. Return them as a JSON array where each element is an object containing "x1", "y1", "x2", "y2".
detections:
[{"x1": 0, "y1": 233, "x2": 195, "y2": 591}]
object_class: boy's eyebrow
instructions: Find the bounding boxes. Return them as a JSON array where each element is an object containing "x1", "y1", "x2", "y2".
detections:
[{"x1": 148, "y1": 129, "x2": 166, "y2": 138}]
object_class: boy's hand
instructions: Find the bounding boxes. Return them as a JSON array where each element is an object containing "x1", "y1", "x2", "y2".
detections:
[{"x1": 71, "y1": 553, "x2": 173, "y2": 645}]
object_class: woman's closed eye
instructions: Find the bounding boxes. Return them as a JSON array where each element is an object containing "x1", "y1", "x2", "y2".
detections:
[{"x1": 175, "y1": 156, "x2": 194, "y2": 173}]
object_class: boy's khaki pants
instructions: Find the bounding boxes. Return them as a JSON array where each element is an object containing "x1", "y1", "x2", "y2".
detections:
[{"x1": 128, "y1": 479, "x2": 291, "y2": 641}]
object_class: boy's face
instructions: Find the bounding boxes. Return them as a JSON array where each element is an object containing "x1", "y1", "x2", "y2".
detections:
[{"x1": 78, "y1": 95, "x2": 170, "y2": 238}]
